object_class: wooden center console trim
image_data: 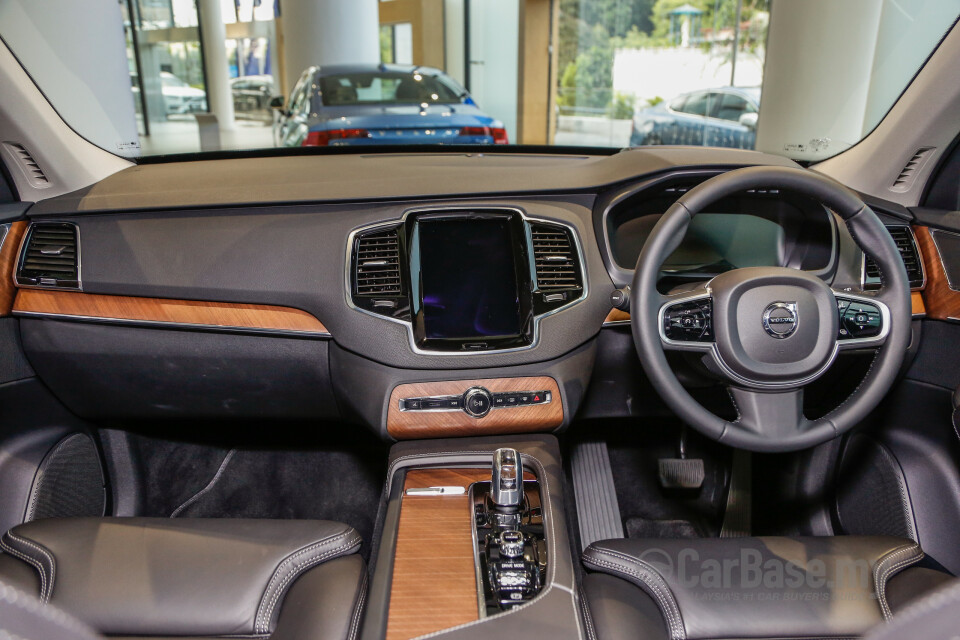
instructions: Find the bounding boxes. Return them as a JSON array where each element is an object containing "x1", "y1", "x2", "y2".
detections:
[
  {"x1": 386, "y1": 468, "x2": 485, "y2": 640},
  {"x1": 0, "y1": 221, "x2": 28, "y2": 317},
  {"x1": 386, "y1": 376, "x2": 563, "y2": 440},
  {"x1": 387, "y1": 467, "x2": 536, "y2": 640},
  {"x1": 915, "y1": 225, "x2": 960, "y2": 321},
  {"x1": 12, "y1": 289, "x2": 329, "y2": 335}
]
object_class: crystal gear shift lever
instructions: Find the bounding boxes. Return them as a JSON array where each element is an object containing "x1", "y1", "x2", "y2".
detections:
[{"x1": 491, "y1": 448, "x2": 522, "y2": 512}]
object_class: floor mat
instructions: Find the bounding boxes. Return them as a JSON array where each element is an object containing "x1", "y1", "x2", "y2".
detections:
[
  {"x1": 121, "y1": 429, "x2": 387, "y2": 558},
  {"x1": 625, "y1": 516, "x2": 702, "y2": 539}
]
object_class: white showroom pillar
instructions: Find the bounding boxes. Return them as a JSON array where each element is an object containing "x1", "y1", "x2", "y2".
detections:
[
  {"x1": 197, "y1": 0, "x2": 236, "y2": 131},
  {"x1": 280, "y1": 0, "x2": 380, "y2": 94}
]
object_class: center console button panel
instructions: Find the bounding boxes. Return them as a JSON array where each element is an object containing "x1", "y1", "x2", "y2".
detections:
[{"x1": 401, "y1": 386, "x2": 552, "y2": 418}]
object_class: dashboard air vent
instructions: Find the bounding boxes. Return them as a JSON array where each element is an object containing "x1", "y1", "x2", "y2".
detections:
[
  {"x1": 891, "y1": 147, "x2": 934, "y2": 193},
  {"x1": 16, "y1": 223, "x2": 80, "y2": 288},
  {"x1": 354, "y1": 228, "x2": 402, "y2": 296},
  {"x1": 531, "y1": 223, "x2": 581, "y2": 291},
  {"x1": 863, "y1": 225, "x2": 924, "y2": 289},
  {"x1": 3, "y1": 143, "x2": 50, "y2": 189}
]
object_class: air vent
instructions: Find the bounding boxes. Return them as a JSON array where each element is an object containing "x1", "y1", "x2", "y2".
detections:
[
  {"x1": 2, "y1": 142, "x2": 51, "y2": 189},
  {"x1": 16, "y1": 223, "x2": 80, "y2": 289},
  {"x1": 891, "y1": 147, "x2": 934, "y2": 193},
  {"x1": 863, "y1": 225, "x2": 924, "y2": 289},
  {"x1": 354, "y1": 228, "x2": 402, "y2": 296},
  {"x1": 531, "y1": 223, "x2": 581, "y2": 291}
]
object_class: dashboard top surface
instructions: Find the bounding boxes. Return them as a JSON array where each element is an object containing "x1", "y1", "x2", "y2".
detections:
[{"x1": 28, "y1": 147, "x2": 798, "y2": 215}]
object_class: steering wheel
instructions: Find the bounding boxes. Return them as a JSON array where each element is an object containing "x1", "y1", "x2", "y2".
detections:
[{"x1": 631, "y1": 166, "x2": 912, "y2": 452}]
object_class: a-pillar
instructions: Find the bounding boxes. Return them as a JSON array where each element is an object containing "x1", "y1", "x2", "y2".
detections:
[
  {"x1": 197, "y1": 0, "x2": 235, "y2": 131},
  {"x1": 279, "y1": 0, "x2": 380, "y2": 94}
]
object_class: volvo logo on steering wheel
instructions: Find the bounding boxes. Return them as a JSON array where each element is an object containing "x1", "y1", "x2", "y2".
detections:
[{"x1": 762, "y1": 301, "x2": 799, "y2": 339}]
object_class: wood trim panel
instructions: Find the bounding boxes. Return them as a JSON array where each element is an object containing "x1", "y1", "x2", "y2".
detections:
[
  {"x1": 387, "y1": 467, "x2": 537, "y2": 640},
  {"x1": 0, "y1": 221, "x2": 28, "y2": 317},
  {"x1": 12, "y1": 289, "x2": 328, "y2": 335},
  {"x1": 387, "y1": 468, "x2": 482, "y2": 640},
  {"x1": 915, "y1": 225, "x2": 960, "y2": 321},
  {"x1": 604, "y1": 308, "x2": 630, "y2": 324},
  {"x1": 387, "y1": 376, "x2": 563, "y2": 439},
  {"x1": 911, "y1": 291, "x2": 926, "y2": 316}
]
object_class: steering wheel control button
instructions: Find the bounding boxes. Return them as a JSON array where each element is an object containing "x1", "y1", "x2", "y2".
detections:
[
  {"x1": 462, "y1": 387, "x2": 493, "y2": 418},
  {"x1": 663, "y1": 298, "x2": 714, "y2": 342},
  {"x1": 837, "y1": 298, "x2": 883, "y2": 339},
  {"x1": 761, "y1": 301, "x2": 799, "y2": 339}
]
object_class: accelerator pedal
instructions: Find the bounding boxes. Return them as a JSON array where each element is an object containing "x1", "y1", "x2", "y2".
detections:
[
  {"x1": 658, "y1": 425, "x2": 705, "y2": 490},
  {"x1": 657, "y1": 457, "x2": 705, "y2": 490}
]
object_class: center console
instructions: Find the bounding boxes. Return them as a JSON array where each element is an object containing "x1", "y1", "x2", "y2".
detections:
[{"x1": 361, "y1": 435, "x2": 584, "y2": 640}]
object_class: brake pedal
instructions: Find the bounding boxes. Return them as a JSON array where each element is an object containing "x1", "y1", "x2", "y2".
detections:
[{"x1": 658, "y1": 458, "x2": 705, "y2": 489}]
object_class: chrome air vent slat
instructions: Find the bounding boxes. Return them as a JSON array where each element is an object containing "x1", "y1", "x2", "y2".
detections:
[
  {"x1": 863, "y1": 225, "x2": 924, "y2": 290},
  {"x1": 16, "y1": 222, "x2": 81, "y2": 289},
  {"x1": 354, "y1": 229, "x2": 402, "y2": 296},
  {"x1": 531, "y1": 224, "x2": 582, "y2": 291}
]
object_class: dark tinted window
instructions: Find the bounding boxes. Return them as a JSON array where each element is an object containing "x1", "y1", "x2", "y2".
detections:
[
  {"x1": 714, "y1": 93, "x2": 754, "y2": 121},
  {"x1": 319, "y1": 72, "x2": 462, "y2": 106},
  {"x1": 681, "y1": 92, "x2": 711, "y2": 116}
]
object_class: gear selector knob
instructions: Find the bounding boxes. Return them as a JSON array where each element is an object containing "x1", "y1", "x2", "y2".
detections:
[{"x1": 491, "y1": 448, "x2": 522, "y2": 511}]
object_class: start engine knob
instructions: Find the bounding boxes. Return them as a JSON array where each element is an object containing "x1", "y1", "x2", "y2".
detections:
[{"x1": 462, "y1": 386, "x2": 493, "y2": 418}]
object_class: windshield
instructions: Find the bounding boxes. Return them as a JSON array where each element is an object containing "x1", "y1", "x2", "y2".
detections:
[{"x1": 0, "y1": 0, "x2": 956, "y2": 161}]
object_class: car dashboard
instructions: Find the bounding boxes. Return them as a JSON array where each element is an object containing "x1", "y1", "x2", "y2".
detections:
[{"x1": 1, "y1": 146, "x2": 918, "y2": 440}]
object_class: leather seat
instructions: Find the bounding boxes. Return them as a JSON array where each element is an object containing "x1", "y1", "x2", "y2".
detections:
[
  {"x1": 0, "y1": 518, "x2": 367, "y2": 640},
  {"x1": 582, "y1": 536, "x2": 953, "y2": 640}
]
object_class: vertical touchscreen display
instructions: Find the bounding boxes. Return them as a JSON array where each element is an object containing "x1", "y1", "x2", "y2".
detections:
[{"x1": 419, "y1": 218, "x2": 522, "y2": 340}]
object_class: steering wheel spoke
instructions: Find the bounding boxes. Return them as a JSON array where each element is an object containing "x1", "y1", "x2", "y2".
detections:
[
  {"x1": 658, "y1": 290, "x2": 714, "y2": 352},
  {"x1": 831, "y1": 288, "x2": 890, "y2": 350},
  {"x1": 728, "y1": 386, "x2": 807, "y2": 438}
]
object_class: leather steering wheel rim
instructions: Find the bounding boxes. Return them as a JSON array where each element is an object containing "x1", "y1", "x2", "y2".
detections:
[{"x1": 630, "y1": 166, "x2": 912, "y2": 452}]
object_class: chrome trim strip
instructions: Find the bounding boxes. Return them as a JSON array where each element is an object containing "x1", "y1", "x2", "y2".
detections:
[
  {"x1": 860, "y1": 224, "x2": 926, "y2": 292},
  {"x1": 344, "y1": 205, "x2": 589, "y2": 356},
  {"x1": 405, "y1": 486, "x2": 467, "y2": 496},
  {"x1": 601, "y1": 319, "x2": 631, "y2": 327},
  {"x1": 0, "y1": 223, "x2": 9, "y2": 254},
  {"x1": 929, "y1": 228, "x2": 960, "y2": 292},
  {"x1": 12, "y1": 310, "x2": 332, "y2": 339},
  {"x1": 468, "y1": 481, "x2": 487, "y2": 618},
  {"x1": 14, "y1": 221, "x2": 83, "y2": 292}
]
